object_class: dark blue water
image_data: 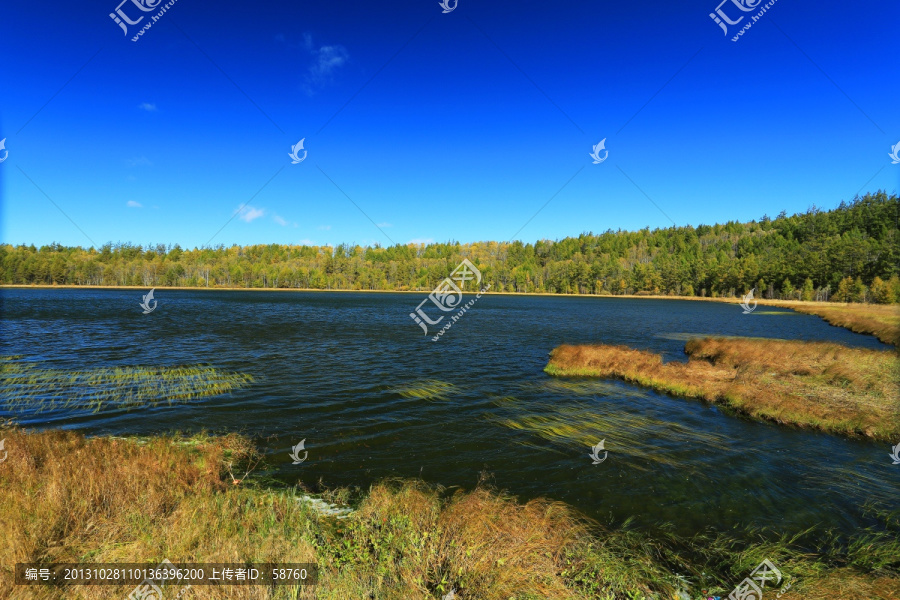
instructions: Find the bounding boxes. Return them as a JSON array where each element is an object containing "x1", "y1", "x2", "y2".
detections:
[{"x1": 1, "y1": 288, "x2": 897, "y2": 538}]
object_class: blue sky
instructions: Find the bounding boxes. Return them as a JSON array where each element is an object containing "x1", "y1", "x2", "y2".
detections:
[{"x1": 1, "y1": 0, "x2": 898, "y2": 249}]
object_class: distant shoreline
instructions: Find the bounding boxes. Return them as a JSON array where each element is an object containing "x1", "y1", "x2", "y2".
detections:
[{"x1": 0, "y1": 284, "x2": 787, "y2": 304}]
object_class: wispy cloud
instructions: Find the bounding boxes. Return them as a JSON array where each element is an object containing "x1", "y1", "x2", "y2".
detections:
[
  {"x1": 408, "y1": 238, "x2": 434, "y2": 245},
  {"x1": 304, "y1": 35, "x2": 349, "y2": 92},
  {"x1": 298, "y1": 238, "x2": 317, "y2": 246},
  {"x1": 237, "y1": 206, "x2": 266, "y2": 223},
  {"x1": 317, "y1": 225, "x2": 332, "y2": 230},
  {"x1": 376, "y1": 222, "x2": 393, "y2": 228},
  {"x1": 274, "y1": 214, "x2": 298, "y2": 227},
  {"x1": 126, "y1": 156, "x2": 152, "y2": 167},
  {"x1": 126, "y1": 200, "x2": 142, "y2": 208},
  {"x1": 138, "y1": 102, "x2": 157, "y2": 112}
]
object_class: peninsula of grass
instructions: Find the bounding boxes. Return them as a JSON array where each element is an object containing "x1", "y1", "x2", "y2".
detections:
[
  {"x1": 1, "y1": 427, "x2": 898, "y2": 600},
  {"x1": 545, "y1": 337, "x2": 900, "y2": 440}
]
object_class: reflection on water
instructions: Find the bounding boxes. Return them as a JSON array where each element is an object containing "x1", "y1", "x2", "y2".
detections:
[{"x1": 0, "y1": 288, "x2": 896, "y2": 540}]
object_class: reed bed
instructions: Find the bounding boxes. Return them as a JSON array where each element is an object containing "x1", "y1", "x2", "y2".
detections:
[
  {"x1": 545, "y1": 338, "x2": 900, "y2": 440},
  {"x1": 0, "y1": 356, "x2": 254, "y2": 413}
]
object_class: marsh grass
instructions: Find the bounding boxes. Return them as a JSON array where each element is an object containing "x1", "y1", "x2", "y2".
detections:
[
  {"x1": 0, "y1": 356, "x2": 254, "y2": 413},
  {"x1": 545, "y1": 338, "x2": 900, "y2": 440},
  {"x1": 0, "y1": 427, "x2": 897, "y2": 599}
]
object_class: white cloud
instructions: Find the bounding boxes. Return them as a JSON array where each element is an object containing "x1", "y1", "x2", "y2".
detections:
[
  {"x1": 304, "y1": 39, "x2": 349, "y2": 92},
  {"x1": 138, "y1": 102, "x2": 157, "y2": 112},
  {"x1": 376, "y1": 222, "x2": 393, "y2": 228},
  {"x1": 273, "y1": 215, "x2": 289, "y2": 226},
  {"x1": 298, "y1": 238, "x2": 317, "y2": 246},
  {"x1": 126, "y1": 156, "x2": 152, "y2": 167},
  {"x1": 408, "y1": 238, "x2": 434, "y2": 245},
  {"x1": 237, "y1": 206, "x2": 265, "y2": 223},
  {"x1": 311, "y1": 45, "x2": 348, "y2": 77},
  {"x1": 127, "y1": 200, "x2": 142, "y2": 208},
  {"x1": 317, "y1": 225, "x2": 332, "y2": 230}
]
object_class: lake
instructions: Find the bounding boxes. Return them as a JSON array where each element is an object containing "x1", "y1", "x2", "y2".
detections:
[{"x1": 1, "y1": 288, "x2": 897, "y2": 540}]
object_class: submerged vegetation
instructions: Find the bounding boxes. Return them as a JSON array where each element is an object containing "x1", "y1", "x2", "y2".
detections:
[
  {"x1": 1, "y1": 427, "x2": 898, "y2": 599},
  {"x1": 545, "y1": 338, "x2": 900, "y2": 440},
  {"x1": 0, "y1": 356, "x2": 254, "y2": 413},
  {"x1": 2, "y1": 193, "x2": 898, "y2": 303},
  {"x1": 391, "y1": 379, "x2": 457, "y2": 401}
]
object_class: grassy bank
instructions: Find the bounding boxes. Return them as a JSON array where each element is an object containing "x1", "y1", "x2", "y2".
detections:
[
  {"x1": 1, "y1": 427, "x2": 898, "y2": 599},
  {"x1": 545, "y1": 337, "x2": 900, "y2": 440}
]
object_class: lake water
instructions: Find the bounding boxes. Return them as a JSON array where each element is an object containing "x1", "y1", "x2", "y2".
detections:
[{"x1": 1, "y1": 288, "x2": 897, "y2": 540}]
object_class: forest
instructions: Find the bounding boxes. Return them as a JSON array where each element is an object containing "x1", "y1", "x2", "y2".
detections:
[{"x1": 2, "y1": 191, "x2": 899, "y2": 303}]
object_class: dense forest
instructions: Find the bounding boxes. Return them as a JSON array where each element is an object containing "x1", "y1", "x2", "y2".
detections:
[{"x1": 3, "y1": 192, "x2": 899, "y2": 303}]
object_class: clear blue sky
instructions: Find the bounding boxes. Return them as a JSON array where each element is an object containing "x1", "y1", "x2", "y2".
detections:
[{"x1": 1, "y1": 0, "x2": 898, "y2": 249}]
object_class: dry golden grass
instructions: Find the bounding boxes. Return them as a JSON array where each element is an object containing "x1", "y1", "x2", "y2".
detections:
[
  {"x1": 0, "y1": 429, "x2": 316, "y2": 599},
  {"x1": 545, "y1": 337, "x2": 900, "y2": 440},
  {"x1": 777, "y1": 571, "x2": 900, "y2": 600},
  {"x1": 0, "y1": 427, "x2": 656, "y2": 599}
]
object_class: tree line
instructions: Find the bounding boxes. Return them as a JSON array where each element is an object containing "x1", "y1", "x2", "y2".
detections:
[{"x1": 2, "y1": 191, "x2": 899, "y2": 303}]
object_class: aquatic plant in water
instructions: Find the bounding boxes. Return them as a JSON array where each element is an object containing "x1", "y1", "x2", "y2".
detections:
[
  {"x1": 0, "y1": 355, "x2": 254, "y2": 413},
  {"x1": 391, "y1": 379, "x2": 457, "y2": 401}
]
